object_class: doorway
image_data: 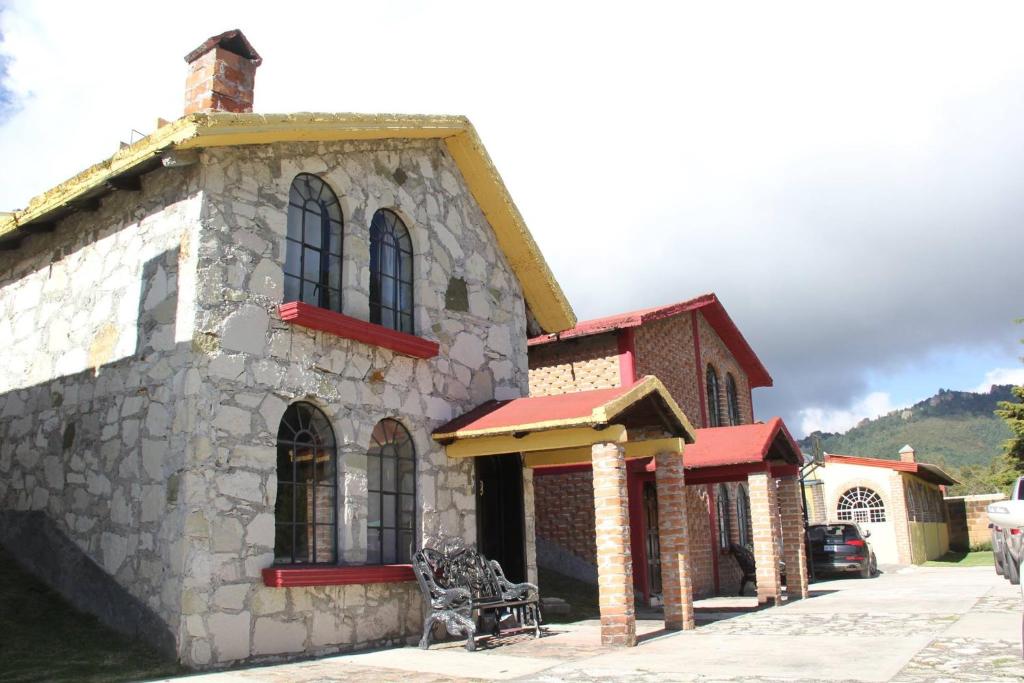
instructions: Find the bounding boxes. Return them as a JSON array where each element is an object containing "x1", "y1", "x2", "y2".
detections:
[{"x1": 475, "y1": 454, "x2": 527, "y2": 583}]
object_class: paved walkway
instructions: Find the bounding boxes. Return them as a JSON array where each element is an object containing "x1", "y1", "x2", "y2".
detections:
[{"x1": 173, "y1": 566, "x2": 1023, "y2": 682}]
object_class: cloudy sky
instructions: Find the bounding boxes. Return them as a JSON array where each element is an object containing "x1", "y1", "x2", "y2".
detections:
[{"x1": 2, "y1": 1, "x2": 1022, "y2": 438}]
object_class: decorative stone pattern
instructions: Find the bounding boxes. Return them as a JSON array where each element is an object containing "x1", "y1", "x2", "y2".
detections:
[
  {"x1": 590, "y1": 442, "x2": 636, "y2": 647},
  {"x1": 653, "y1": 452, "x2": 694, "y2": 630},
  {"x1": 777, "y1": 475, "x2": 808, "y2": 599},
  {"x1": 946, "y1": 493, "x2": 1005, "y2": 551},
  {"x1": 0, "y1": 168, "x2": 203, "y2": 648},
  {"x1": 0, "y1": 136, "x2": 535, "y2": 669},
  {"x1": 528, "y1": 333, "x2": 619, "y2": 397},
  {"x1": 634, "y1": 316, "x2": 702, "y2": 425},
  {"x1": 686, "y1": 485, "x2": 716, "y2": 598},
  {"x1": 534, "y1": 470, "x2": 598, "y2": 566},
  {"x1": 748, "y1": 471, "x2": 782, "y2": 605}
]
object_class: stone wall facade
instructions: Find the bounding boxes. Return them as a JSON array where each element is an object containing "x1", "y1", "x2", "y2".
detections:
[
  {"x1": 528, "y1": 332, "x2": 619, "y2": 396},
  {"x1": 0, "y1": 137, "x2": 535, "y2": 668},
  {"x1": 0, "y1": 167, "x2": 203, "y2": 652}
]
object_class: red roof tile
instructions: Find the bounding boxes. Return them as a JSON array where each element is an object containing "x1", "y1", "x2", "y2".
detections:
[
  {"x1": 527, "y1": 292, "x2": 772, "y2": 388},
  {"x1": 684, "y1": 417, "x2": 802, "y2": 469},
  {"x1": 824, "y1": 454, "x2": 958, "y2": 486}
]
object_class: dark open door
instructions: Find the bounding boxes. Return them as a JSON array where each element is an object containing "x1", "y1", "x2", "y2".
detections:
[{"x1": 475, "y1": 454, "x2": 526, "y2": 583}]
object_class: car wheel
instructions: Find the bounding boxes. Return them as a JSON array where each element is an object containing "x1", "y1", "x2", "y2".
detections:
[
  {"x1": 1005, "y1": 549, "x2": 1020, "y2": 586},
  {"x1": 995, "y1": 547, "x2": 1005, "y2": 576},
  {"x1": 860, "y1": 561, "x2": 871, "y2": 579}
]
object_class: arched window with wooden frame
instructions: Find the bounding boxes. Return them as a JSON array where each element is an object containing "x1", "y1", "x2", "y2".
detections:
[
  {"x1": 726, "y1": 373, "x2": 742, "y2": 426},
  {"x1": 366, "y1": 418, "x2": 416, "y2": 564},
  {"x1": 369, "y1": 209, "x2": 414, "y2": 334},
  {"x1": 736, "y1": 483, "x2": 752, "y2": 548},
  {"x1": 706, "y1": 365, "x2": 721, "y2": 427},
  {"x1": 716, "y1": 483, "x2": 731, "y2": 550},
  {"x1": 284, "y1": 174, "x2": 344, "y2": 312},
  {"x1": 275, "y1": 402, "x2": 337, "y2": 565}
]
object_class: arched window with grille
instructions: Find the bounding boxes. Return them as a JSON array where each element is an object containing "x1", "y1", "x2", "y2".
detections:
[
  {"x1": 726, "y1": 373, "x2": 742, "y2": 426},
  {"x1": 369, "y1": 209, "x2": 414, "y2": 334},
  {"x1": 716, "y1": 483, "x2": 731, "y2": 550},
  {"x1": 706, "y1": 365, "x2": 721, "y2": 427},
  {"x1": 836, "y1": 486, "x2": 886, "y2": 524},
  {"x1": 284, "y1": 174, "x2": 344, "y2": 312},
  {"x1": 366, "y1": 418, "x2": 416, "y2": 564},
  {"x1": 275, "y1": 402, "x2": 337, "y2": 565},
  {"x1": 736, "y1": 483, "x2": 752, "y2": 548}
]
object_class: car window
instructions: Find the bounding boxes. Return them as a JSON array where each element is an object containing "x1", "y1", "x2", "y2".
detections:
[
  {"x1": 811, "y1": 524, "x2": 861, "y2": 543},
  {"x1": 1017, "y1": 478, "x2": 1024, "y2": 501}
]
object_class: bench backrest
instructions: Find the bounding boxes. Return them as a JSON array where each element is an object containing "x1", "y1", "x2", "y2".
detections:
[
  {"x1": 730, "y1": 542, "x2": 756, "y2": 577},
  {"x1": 412, "y1": 540, "x2": 503, "y2": 603}
]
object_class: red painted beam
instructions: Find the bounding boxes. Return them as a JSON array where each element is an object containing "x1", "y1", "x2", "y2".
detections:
[
  {"x1": 279, "y1": 302, "x2": 440, "y2": 359},
  {"x1": 617, "y1": 328, "x2": 637, "y2": 386}
]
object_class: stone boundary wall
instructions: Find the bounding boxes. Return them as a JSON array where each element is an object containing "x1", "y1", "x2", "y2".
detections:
[
  {"x1": 946, "y1": 492, "x2": 1005, "y2": 551},
  {"x1": 528, "y1": 333, "x2": 620, "y2": 397}
]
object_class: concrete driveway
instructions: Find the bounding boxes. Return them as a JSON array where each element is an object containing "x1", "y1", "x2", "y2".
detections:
[{"x1": 173, "y1": 565, "x2": 1023, "y2": 682}]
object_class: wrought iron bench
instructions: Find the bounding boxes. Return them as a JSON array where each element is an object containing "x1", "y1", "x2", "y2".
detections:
[
  {"x1": 730, "y1": 542, "x2": 757, "y2": 596},
  {"x1": 412, "y1": 536, "x2": 542, "y2": 651}
]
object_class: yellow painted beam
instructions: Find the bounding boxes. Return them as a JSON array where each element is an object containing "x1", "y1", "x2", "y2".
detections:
[
  {"x1": 443, "y1": 425, "x2": 627, "y2": 459},
  {"x1": 523, "y1": 437, "x2": 685, "y2": 468}
]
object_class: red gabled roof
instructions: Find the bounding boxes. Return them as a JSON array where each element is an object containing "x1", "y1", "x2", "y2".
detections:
[
  {"x1": 684, "y1": 417, "x2": 802, "y2": 469},
  {"x1": 824, "y1": 454, "x2": 958, "y2": 486},
  {"x1": 527, "y1": 292, "x2": 772, "y2": 388},
  {"x1": 432, "y1": 376, "x2": 695, "y2": 442}
]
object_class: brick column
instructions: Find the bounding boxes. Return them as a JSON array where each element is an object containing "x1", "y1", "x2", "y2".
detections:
[
  {"x1": 748, "y1": 470, "x2": 782, "y2": 605},
  {"x1": 777, "y1": 475, "x2": 808, "y2": 600},
  {"x1": 654, "y1": 451, "x2": 695, "y2": 630},
  {"x1": 889, "y1": 471, "x2": 914, "y2": 564},
  {"x1": 591, "y1": 441, "x2": 636, "y2": 647}
]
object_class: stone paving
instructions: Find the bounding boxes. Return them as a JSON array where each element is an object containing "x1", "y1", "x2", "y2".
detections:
[{"x1": 172, "y1": 566, "x2": 1023, "y2": 682}]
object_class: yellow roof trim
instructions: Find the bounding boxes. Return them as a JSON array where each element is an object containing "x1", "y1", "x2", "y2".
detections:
[
  {"x1": 523, "y1": 437, "x2": 684, "y2": 468},
  {"x1": 1, "y1": 112, "x2": 575, "y2": 333},
  {"x1": 444, "y1": 425, "x2": 628, "y2": 459}
]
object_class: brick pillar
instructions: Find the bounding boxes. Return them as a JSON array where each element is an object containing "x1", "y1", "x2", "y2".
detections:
[
  {"x1": 591, "y1": 441, "x2": 636, "y2": 647},
  {"x1": 777, "y1": 475, "x2": 808, "y2": 600},
  {"x1": 654, "y1": 451, "x2": 695, "y2": 630},
  {"x1": 889, "y1": 472, "x2": 914, "y2": 564},
  {"x1": 748, "y1": 470, "x2": 782, "y2": 605}
]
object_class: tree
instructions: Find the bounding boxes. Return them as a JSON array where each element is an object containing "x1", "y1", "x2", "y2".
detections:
[{"x1": 996, "y1": 319, "x2": 1024, "y2": 475}]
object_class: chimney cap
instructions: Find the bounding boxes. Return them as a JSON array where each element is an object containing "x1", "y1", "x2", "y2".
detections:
[
  {"x1": 184, "y1": 29, "x2": 262, "y2": 66},
  {"x1": 898, "y1": 444, "x2": 914, "y2": 454}
]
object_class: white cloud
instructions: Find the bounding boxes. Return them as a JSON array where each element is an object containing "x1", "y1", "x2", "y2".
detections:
[
  {"x1": 799, "y1": 392, "x2": 897, "y2": 436},
  {"x1": 974, "y1": 367, "x2": 1024, "y2": 392}
]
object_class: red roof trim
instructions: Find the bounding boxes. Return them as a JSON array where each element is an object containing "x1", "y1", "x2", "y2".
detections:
[
  {"x1": 824, "y1": 453, "x2": 958, "y2": 485},
  {"x1": 527, "y1": 293, "x2": 772, "y2": 388},
  {"x1": 684, "y1": 417, "x2": 802, "y2": 469}
]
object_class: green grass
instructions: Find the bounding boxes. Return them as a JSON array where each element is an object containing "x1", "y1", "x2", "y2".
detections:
[
  {"x1": 0, "y1": 547, "x2": 185, "y2": 683},
  {"x1": 923, "y1": 550, "x2": 995, "y2": 567}
]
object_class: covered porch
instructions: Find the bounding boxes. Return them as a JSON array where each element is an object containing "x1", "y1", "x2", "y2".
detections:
[
  {"x1": 433, "y1": 376, "x2": 696, "y2": 646},
  {"x1": 682, "y1": 417, "x2": 809, "y2": 605}
]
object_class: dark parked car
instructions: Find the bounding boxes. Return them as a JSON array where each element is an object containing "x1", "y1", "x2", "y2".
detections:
[{"x1": 808, "y1": 522, "x2": 877, "y2": 578}]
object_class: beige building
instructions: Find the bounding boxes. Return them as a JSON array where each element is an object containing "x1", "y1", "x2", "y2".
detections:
[{"x1": 805, "y1": 445, "x2": 957, "y2": 565}]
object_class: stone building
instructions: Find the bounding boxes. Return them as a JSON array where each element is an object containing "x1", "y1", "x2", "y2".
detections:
[
  {"x1": 528, "y1": 294, "x2": 807, "y2": 606},
  {"x1": 804, "y1": 446, "x2": 957, "y2": 564},
  {"x1": 0, "y1": 30, "x2": 588, "y2": 667}
]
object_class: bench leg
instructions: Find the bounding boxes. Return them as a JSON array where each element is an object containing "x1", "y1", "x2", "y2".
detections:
[{"x1": 419, "y1": 614, "x2": 437, "y2": 650}]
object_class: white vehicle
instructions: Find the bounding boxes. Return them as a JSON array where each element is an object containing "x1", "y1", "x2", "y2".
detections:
[{"x1": 988, "y1": 476, "x2": 1024, "y2": 590}]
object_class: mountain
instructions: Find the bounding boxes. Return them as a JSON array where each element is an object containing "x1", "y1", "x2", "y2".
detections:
[{"x1": 799, "y1": 385, "x2": 1015, "y2": 472}]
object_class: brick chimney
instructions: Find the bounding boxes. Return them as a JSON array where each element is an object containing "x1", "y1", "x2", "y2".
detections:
[
  {"x1": 898, "y1": 444, "x2": 916, "y2": 463},
  {"x1": 184, "y1": 29, "x2": 262, "y2": 115}
]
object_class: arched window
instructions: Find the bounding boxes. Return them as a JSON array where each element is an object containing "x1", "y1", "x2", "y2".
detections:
[
  {"x1": 706, "y1": 365, "x2": 721, "y2": 427},
  {"x1": 367, "y1": 418, "x2": 416, "y2": 564},
  {"x1": 369, "y1": 209, "x2": 413, "y2": 334},
  {"x1": 736, "y1": 484, "x2": 752, "y2": 548},
  {"x1": 284, "y1": 174, "x2": 344, "y2": 311},
  {"x1": 726, "y1": 373, "x2": 741, "y2": 426},
  {"x1": 837, "y1": 486, "x2": 886, "y2": 524},
  {"x1": 716, "y1": 483, "x2": 730, "y2": 550},
  {"x1": 275, "y1": 402, "x2": 337, "y2": 564}
]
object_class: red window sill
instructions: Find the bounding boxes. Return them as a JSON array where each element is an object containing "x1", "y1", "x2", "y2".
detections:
[
  {"x1": 278, "y1": 302, "x2": 439, "y2": 359},
  {"x1": 262, "y1": 564, "x2": 416, "y2": 587}
]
